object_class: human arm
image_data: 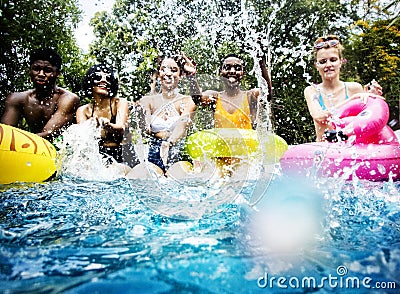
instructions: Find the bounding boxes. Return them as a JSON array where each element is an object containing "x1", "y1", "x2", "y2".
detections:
[
  {"x1": 338, "y1": 82, "x2": 383, "y2": 107},
  {"x1": 138, "y1": 96, "x2": 153, "y2": 135},
  {"x1": 250, "y1": 38, "x2": 273, "y2": 102},
  {"x1": 1, "y1": 92, "x2": 26, "y2": 126},
  {"x1": 335, "y1": 95, "x2": 389, "y2": 144},
  {"x1": 180, "y1": 52, "x2": 202, "y2": 105},
  {"x1": 76, "y1": 104, "x2": 91, "y2": 123},
  {"x1": 166, "y1": 96, "x2": 196, "y2": 144},
  {"x1": 179, "y1": 53, "x2": 218, "y2": 107},
  {"x1": 247, "y1": 56, "x2": 273, "y2": 128},
  {"x1": 304, "y1": 86, "x2": 334, "y2": 141},
  {"x1": 186, "y1": 74, "x2": 218, "y2": 107},
  {"x1": 304, "y1": 86, "x2": 332, "y2": 124},
  {"x1": 245, "y1": 54, "x2": 273, "y2": 128},
  {"x1": 159, "y1": 96, "x2": 196, "y2": 165},
  {"x1": 259, "y1": 56, "x2": 273, "y2": 102},
  {"x1": 37, "y1": 92, "x2": 80, "y2": 140},
  {"x1": 104, "y1": 98, "x2": 129, "y2": 130},
  {"x1": 99, "y1": 98, "x2": 129, "y2": 144}
]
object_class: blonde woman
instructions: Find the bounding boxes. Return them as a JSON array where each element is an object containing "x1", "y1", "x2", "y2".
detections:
[{"x1": 304, "y1": 35, "x2": 383, "y2": 141}]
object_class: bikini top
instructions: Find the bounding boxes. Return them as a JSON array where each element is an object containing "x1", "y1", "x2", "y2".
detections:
[
  {"x1": 318, "y1": 82, "x2": 349, "y2": 110},
  {"x1": 150, "y1": 101, "x2": 181, "y2": 133},
  {"x1": 214, "y1": 93, "x2": 252, "y2": 129},
  {"x1": 91, "y1": 98, "x2": 117, "y2": 123}
]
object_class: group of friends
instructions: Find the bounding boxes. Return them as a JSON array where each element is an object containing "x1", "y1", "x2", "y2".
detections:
[{"x1": 0, "y1": 35, "x2": 385, "y2": 179}]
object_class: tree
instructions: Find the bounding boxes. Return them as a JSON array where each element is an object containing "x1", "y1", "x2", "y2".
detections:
[
  {"x1": 0, "y1": 0, "x2": 86, "y2": 115},
  {"x1": 89, "y1": 0, "x2": 400, "y2": 144},
  {"x1": 346, "y1": 19, "x2": 400, "y2": 129}
]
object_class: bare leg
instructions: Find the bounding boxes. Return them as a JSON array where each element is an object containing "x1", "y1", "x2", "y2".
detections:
[
  {"x1": 126, "y1": 162, "x2": 164, "y2": 179},
  {"x1": 165, "y1": 161, "x2": 193, "y2": 179}
]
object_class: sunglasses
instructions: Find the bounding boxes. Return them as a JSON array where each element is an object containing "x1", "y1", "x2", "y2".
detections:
[
  {"x1": 314, "y1": 35, "x2": 340, "y2": 49},
  {"x1": 314, "y1": 39, "x2": 340, "y2": 49},
  {"x1": 93, "y1": 71, "x2": 111, "y2": 84}
]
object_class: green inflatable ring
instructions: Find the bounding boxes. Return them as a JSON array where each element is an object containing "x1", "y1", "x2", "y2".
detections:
[{"x1": 185, "y1": 128, "x2": 288, "y2": 163}]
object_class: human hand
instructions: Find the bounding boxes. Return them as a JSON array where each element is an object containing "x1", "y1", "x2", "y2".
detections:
[
  {"x1": 160, "y1": 141, "x2": 171, "y2": 167},
  {"x1": 323, "y1": 130, "x2": 348, "y2": 142},
  {"x1": 255, "y1": 36, "x2": 266, "y2": 59},
  {"x1": 364, "y1": 79, "x2": 383, "y2": 96},
  {"x1": 87, "y1": 117, "x2": 100, "y2": 128},
  {"x1": 181, "y1": 52, "x2": 196, "y2": 76},
  {"x1": 100, "y1": 118, "x2": 116, "y2": 134},
  {"x1": 98, "y1": 117, "x2": 110, "y2": 126},
  {"x1": 314, "y1": 110, "x2": 332, "y2": 125}
]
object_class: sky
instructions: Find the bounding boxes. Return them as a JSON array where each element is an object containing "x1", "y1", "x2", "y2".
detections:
[{"x1": 75, "y1": 0, "x2": 116, "y2": 52}]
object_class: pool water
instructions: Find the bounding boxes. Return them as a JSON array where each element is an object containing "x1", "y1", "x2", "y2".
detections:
[{"x1": 0, "y1": 174, "x2": 399, "y2": 293}]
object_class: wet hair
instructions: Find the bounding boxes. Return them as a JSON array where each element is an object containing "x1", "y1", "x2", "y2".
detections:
[
  {"x1": 156, "y1": 55, "x2": 185, "y2": 76},
  {"x1": 29, "y1": 48, "x2": 62, "y2": 71},
  {"x1": 82, "y1": 64, "x2": 119, "y2": 98},
  {"x1": 219, "y1": 53, "x2": 245, "y2": 70}
]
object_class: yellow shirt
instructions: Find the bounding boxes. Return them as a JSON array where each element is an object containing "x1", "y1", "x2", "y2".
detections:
[{"x1": 214, "y1": 93, "x2": 252, "y2": 129}]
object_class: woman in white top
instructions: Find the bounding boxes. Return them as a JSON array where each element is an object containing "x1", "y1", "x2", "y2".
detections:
[{"x1": 128, "y1": 55, "x2": 196, "y2": 178}]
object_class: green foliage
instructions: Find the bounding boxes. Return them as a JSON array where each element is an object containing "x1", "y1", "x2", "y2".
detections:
[
  {"x1": 0, "y1": 0, "x2": 87, "y2": 113},
  {"x1": 1, "y1": 0, "x2": 399, "y2": 145},
  {"x1": 386, "y1": 0, "x2": 400, "y2": 26},
  {"x1": 89, "y1": 0, "x2": 377, "y2": 144},
  {"x1": 252, "y1": 0, "x2": 360, "y2": 143},
  {"x1": 345, "y1": 19, "x2": 400, "y2": 128}
]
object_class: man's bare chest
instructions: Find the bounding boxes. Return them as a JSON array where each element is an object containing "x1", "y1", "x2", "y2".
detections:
[{"x1": 24, "y1": 96, "x2": 58, "y2": 122}]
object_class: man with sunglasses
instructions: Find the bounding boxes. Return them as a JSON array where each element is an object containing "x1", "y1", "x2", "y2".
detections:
[
  {"x1": 304, "y1": 35, "x2": 383, "y2": 142},
  {"x1": 1, "y1": 48, "x2": 80, "y2": 142}
]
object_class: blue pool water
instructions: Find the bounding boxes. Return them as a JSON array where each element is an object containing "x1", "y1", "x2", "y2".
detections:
[{"x1": 0, "y1": 174, "x2": 399, "y2": 293}]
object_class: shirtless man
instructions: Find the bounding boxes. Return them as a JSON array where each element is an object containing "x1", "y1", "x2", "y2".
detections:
[{"x1": 1, "y1": 48, "x2": 80, "y2": 142}]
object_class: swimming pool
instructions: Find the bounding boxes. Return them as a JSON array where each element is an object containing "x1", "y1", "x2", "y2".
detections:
[{"x1": 0, "y1": 174, "x2": 399, "y2": 293}]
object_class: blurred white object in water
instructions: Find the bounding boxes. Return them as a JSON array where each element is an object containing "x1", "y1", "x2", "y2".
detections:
[{"x1": 249, "y1": 177, "x2": 324, "y2": 253}]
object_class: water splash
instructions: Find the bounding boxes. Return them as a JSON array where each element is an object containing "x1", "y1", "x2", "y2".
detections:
[
  {"x1": 55, "y1": 121, "x2": 126, "y2": 181},
  {"x1": 122, "y1": 0, "x2": 285, "y2": 214}
]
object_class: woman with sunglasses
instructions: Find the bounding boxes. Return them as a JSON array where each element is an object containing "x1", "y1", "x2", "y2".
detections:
[
  {"x1": 304, "y1": 35, "x2": 383, "y2": 142},
  {"x1": 76, "y1": 64, "x2": 138, "y2": 168}
]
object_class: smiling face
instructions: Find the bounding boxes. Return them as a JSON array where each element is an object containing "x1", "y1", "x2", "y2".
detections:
[
  {"x1": 315, "y1": 47, "x2": 342, "y2": 81},
  {"x1": 93, "y1": 71, "x2": 112, "y2": 97},
  {"x1": 158, "y1": 58, "x2": 181, "y2": 90},
  {"x1": 29, "y1": 60, "x2": 59, "y2": 90},
  {"x1": 220, "y1": 57, "x2": 244, "y2": 87},
  {"x1": 82, "y1": 64, "x2": 118, "y2": 99}
]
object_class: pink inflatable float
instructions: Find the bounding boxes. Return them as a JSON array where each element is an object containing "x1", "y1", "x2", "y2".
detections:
[{"x1": 281, "y1": 96, "x2": 400, "y2": 181}]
